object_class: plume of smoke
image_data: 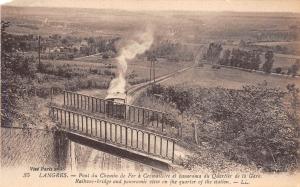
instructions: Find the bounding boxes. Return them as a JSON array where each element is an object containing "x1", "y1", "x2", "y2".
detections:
[{"x1": 107, "y1": 30, "x2": 153, "y2": 96}]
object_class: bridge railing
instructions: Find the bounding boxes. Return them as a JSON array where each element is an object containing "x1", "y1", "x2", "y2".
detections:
[
  {"x1": 49, "y1": 106, "x2": 176, "y2": 163},
  {"x1": 62, "y1": 91, "x2": 179, "y2": 136}
]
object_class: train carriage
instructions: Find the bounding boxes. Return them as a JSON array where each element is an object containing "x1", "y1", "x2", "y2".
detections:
[{"x1": 105, "y1": 92, "x2": 127, "y2": 119}]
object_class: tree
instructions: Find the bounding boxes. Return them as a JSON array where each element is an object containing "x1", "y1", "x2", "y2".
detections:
[
  {"x1": 1, "y1": 21, "x2": 36, "y2": 126},
  {"x1": 262, "y1": 51, "x2": 274, "y2": 73},
  {"x1": 205, "y1": 43, "x2": 223, "y2": 64},
  {"x1": 1, "y1": 21, "x2": 19, "y2": 125},
  {"x1": 87, "y1": 37, "x2": 95, "y2": 44},
  {"x1": 286, "y1": 84, "x2": 299, "y2": 127},
  {"x1": 239, "y1": 40, "x2": 246, "y2": 47},
  {"x1": 172, "y1": 90, "x2": 193, "y2": 138},
  {"x1": 187, "y1": 84, "x2": 298, "y2": 171},
  {"x1": 275, "y1": 67, "x2": 282, "y2": 74},
  {"x1": 219, "y1": 49, "x2": 231, "y2": 65},
  {"x1": 61, "y1": 38, "x2": 69, "y2": 45},
  {"x1": 147, "y1": 83, "x2": 299, "y2": 171},
  {"x1": 252, "y1": 52, "x2": 261, "y2": 70},
  {"x1": 288, "y1": 60, "x2": 300, "y2": 77}
]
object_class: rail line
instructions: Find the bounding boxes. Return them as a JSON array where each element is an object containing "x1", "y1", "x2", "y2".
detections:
[
  {"x1": 62, "y1": 90, "x2": 180, "y2": 137},
  {"x1": 127, "y1": 65, "x2": 195, "y2": 94}
]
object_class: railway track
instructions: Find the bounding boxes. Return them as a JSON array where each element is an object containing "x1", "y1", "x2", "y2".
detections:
[{"x1": 127, "y1": 65, "x2": 195, "y2": 95}]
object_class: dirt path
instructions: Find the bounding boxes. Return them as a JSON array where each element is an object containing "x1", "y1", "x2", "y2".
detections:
[{"x1": 73, "y1": 52, "x2": 102, "y2": 60}]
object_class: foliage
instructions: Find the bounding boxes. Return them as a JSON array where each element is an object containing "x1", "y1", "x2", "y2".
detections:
[
  {"x1": 262, "y1": 51, "x2": 274, "y2": 73},
  {"x1": 287, "y1": 60, "x2": 300, "y2": 77},
  {"x1": 274, "y1": 67, "x2": 282, "y2": 74},
  {"x1": 147, "y1": 84, "x2": 192, "y2": 114},
  {"x1": 1, "y1": 21, "x2": 37, "y2": 126},
  {"x1": 204, "y1": 43, "x2": 223, "y2": 63},
  {"x1": 191, "y1": 85, "x2": 298, "y2": 171},
  {"x1": 38, "y1": 62, "x2": 86, "y2": 78},
  {"x1": 37, "y1": 61, "x2": 116, "y2": 79},
  {"x1": 147, "y1": 83, "x2": 299, "y2": 172},
  {"x1": 148, "y1": 41, "x2": 195, "y2": 62},
  {"x1": 286, "y1": 84, "x2": 300, "y2": 129},
  {"x1": 218, "y1": 48, "x2": 261, "y2": 70}
]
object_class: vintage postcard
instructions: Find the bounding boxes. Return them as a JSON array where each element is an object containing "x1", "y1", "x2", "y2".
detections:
[{"x1": 1, "y1": 0, "x2": 300, "y2": 187}]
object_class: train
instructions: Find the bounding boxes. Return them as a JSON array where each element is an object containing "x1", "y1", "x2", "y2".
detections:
[{"x1": 105, "y1": 92, "x2": 127, "y2": 119}]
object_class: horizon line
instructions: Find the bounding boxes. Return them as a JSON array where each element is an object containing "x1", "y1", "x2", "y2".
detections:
[{"x1": 2, "y1": 5, "x2": 300, "y2": 14}]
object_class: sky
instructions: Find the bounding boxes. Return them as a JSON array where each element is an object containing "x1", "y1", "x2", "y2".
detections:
[{"x1": 1, "y1": 0, "x2": 300, "y2": 13}]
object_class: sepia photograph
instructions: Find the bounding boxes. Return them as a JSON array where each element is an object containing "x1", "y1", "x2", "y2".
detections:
[{"x1": 1, "y1": 0, "x2": 300, "y2": 186}]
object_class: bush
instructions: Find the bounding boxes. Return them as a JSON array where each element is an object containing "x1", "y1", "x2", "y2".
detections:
[
  {"x1": 104, "y1": 69, "x2": 115, "y2": 77},
  {"x1": 287, "y1": 61, "x2": 300, "y2": 77},
  {"x1": 274, "y1": 67, "x2": 282, "y2": 74},
  {"x1": 187, "y1": 85, "x2": 298, "y2": 172},
  {"x1": 146, "y1": 84, "x2": 165, "y2": 95},
  {"x1": 147, "y1": 84, "x2": 299, "y2": 172}
]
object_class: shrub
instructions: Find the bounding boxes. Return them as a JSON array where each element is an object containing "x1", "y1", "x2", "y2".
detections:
[
  {"x1": 188, "y1": 85, "x2": 298, "y2": 172},
  {"x1": 287, "y1": 61, "x2": 300, "y2": 77},
  {"x1": 104, "y1": 69, "x2": 115, "y2": 77},
  {"x1": 274, "y1": 67, "x2": 282, "y2": 74},
  {"x1": 147, "y1": 84, "x2": 299, "y2": 172}
]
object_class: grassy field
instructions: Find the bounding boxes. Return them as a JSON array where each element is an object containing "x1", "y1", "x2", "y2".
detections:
[
  {"x1": 1, "y1": 128, "x2": 59, "y2": 167},
  {"x1": 127, "y1": 58, "x2": 194, "y2": 83},
  {"x1": 47, "y1": 55, "x2": 195, "y2": 85},
  {"x1": 161, "y1": 64, "x2": 300, "y2": 90},
  {"x1": 3, "y1": 6, "x2": 300, "y2": 43}
]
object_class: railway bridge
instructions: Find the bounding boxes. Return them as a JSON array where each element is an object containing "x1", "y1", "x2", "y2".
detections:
[{"x1": 49, "y1": 91, "x2": 180, "y2": 171}]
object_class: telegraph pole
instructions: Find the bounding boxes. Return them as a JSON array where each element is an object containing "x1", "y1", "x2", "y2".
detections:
[
  {"x1": 150, "y1": 60, "x2": 152, "y2": 82},
  {"x1": 153, "y1": 60, "x2": 155, "y2": 83},
  {"x1": 148, "y1": 54, "x2": 156, "y2": 85},
  {"x1": 38, "y1": 35, "x2": 41, "y2": 67}
]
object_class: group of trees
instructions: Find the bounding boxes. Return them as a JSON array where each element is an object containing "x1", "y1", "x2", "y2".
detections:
[
  {"x1": 204, "y1": 42, "x2": 223, "y2": 63},
  {"x1": 193, "y1": 84, "x2": 298, "y2": 172},
  {"x1": 6, "y1": 31, "x2": 119, "y2": 61},
  {"x1": 148, "y1": 40, "x2": 195, "y2": 62},
  {"x1": 219, "y1": 48, "x2": 262, "y2": 70},
  {"x1": 206, "y1": 42, "x2": 299, "y2": 76},
  {"x1": 255, "y1": 30, "x2": 298, "y2": 42},
  {"x1": 146, "y1": 84, "x2": 193, "y2": 136},
  {"x1": 76, "y1": 37, "x2": 118, "y2": 58},
  {"x1": 2, "y1": 33, "x2": 39, "y2": 52},
  {"x1": 147, "y1": 83, "x2": 299, "y2": 172},
  {"x1": 287, "y1": 60, "x2": 300, "y2": 77},
  {"x1": 147, "y1": 84, "x2": 192, "y2": 115},
  {"x1": 48, "y1": 35, "x2": 118, "y2": 55}
]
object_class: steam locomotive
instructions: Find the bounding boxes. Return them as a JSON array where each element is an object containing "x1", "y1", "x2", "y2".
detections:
[{"x1": 105, "y1": 92, "x2": 127, "y2": 119}]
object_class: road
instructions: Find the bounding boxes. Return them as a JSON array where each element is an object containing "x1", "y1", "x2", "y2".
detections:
[{"x1": 73, "y1": 53, "x2": 102, "y2": 60}]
